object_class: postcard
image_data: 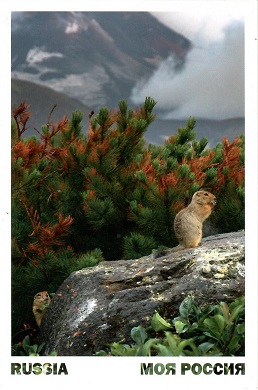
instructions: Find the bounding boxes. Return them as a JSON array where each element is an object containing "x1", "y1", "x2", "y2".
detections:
[{"x1": 1, "y1": 1, "x2": 257, "y2": 389}]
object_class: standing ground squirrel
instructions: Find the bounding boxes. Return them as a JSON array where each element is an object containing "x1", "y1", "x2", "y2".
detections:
[
  {"x1": 32, "y1": 291, "x2": 51, "y2": 327},
  {"x1": 173, "y1": 190, "x2": 216, "y2": 250}
]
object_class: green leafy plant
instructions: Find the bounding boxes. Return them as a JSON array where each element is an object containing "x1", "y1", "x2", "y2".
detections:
[
  {"x1": 173, "y1": 296, "x2": 245, "y2": 355},
  {"x1": 95, "y1": 296, "x2": 245, "y2": 356},
  {"x1": 12, "y1": 335, "x2": 57, "y2": 356}
]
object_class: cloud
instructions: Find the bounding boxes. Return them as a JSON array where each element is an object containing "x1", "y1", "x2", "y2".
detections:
[
  {"x1": 131, "y1": 14, "x2": 244, "y2": 120},
  {"x1": 151, "y1": 11, "x2": 243, "y2": 45}
]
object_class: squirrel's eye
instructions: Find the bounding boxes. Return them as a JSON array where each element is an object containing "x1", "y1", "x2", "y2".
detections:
[{"x1": 204, "y1": 192, "x2": 209, "y2": 196}]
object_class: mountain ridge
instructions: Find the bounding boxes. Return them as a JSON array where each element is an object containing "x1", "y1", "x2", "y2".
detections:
[
  {"x1": 12, "y1": 78, "x2": 244, "y2": 147},
  {"x1": 11, "y1": 78, "x2": 92, "y2": 134}
]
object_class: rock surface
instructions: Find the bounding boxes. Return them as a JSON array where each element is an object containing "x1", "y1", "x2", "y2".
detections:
[{"x1": 38, "y1": 231, "x2": 245, "y2": 356}]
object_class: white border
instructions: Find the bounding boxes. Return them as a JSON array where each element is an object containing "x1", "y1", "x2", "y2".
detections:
[{"x1": 1, "y1": 1, "x2": 257, "y2": 389}]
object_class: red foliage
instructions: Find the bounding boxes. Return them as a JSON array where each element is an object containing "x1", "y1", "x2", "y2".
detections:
[
  {"x1": 183, "y1": 150, "x2": 217, "y2": 187},
  {"x1": 12, "y1": 139, "x2": 43, "y2": 168},
  {"x1": 13, "y1": 101, "x2": 31, "y2": 139},
  {"x1": 158, "y1": 172, "x2": 179, "y2": 193},
  {"x1": 216, "y1": 137, "x2": 244, "y2": 189},
  {"x1": 22, "y1": 203, "x2": 74, "y2": 260}
]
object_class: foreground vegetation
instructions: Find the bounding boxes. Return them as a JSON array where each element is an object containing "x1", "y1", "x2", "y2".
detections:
[
  {"x1": 11, "y1": 98, "x2": 244, "y2": 348},
  {"x1": 96, "y1": 296, "x2": 245, "y2": 356},
  {"x1": 12, "y1": 296, "x2": 244, "y2": 356}
]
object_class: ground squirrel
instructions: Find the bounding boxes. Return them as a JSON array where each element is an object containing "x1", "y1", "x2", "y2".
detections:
[
  {"x1": 173, "y1": 190, "x2": 216, "y2": 250},
  {"x1": 32, "y1": 291, "x2": 51, "y2": 327}
]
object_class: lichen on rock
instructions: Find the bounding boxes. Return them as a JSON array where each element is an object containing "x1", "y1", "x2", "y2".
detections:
[{"x1": 38, "y1": 231, "x2": 245, "y2": 356}]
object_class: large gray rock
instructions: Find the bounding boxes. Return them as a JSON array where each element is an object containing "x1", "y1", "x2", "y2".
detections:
[{"x1": 38, "y1": 231, "x2": 245, "y2": 356}]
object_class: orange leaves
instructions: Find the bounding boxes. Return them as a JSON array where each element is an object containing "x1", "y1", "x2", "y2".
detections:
[
  {"x1": 74, "y1": 139, "x2": 85, "y2": 155},
  {"x1": 216, "y1": 137, "x2": 244, "y2": 189},
  {"x1": 23, "y1": 204, "x2": 74, "y2": 259},
  {"x1": 12, "y1": 139, "x2": 43, "y2": 168},
  {"x1": 56, "y1": 115, "x2": 69, "y2": 133},
  {"x1": 87, "y1": 137, "x2": 111, "y2": 164},
  {"x1": 12, "y1": 112, "x2": 84, "y2": 175},
  {"x1": 13, "y1": 101, "x2": 31, "y2": 119},
  {"x1": 13, "y1": 101, "x2": 31, "y2": 139},
  {"x1": 221, "y1": 137, "x2": 243, "y2": 169},
  {"x1": 184, "y1": 150, "x2": 217, "y2": 187},
  {"x1": 158, "y1": 172, "x2": 178, "y2": 193},
  {"x1": 45, "y1": 146, "x2": 70, "y2": 161},
  {"x1": 138, "y1": 152, "x2": 156, "y2": 184}
]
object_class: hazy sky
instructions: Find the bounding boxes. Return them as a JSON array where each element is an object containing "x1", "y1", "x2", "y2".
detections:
[{"x1": 131, "y1": 12, "x2": 245, "y2": 120}]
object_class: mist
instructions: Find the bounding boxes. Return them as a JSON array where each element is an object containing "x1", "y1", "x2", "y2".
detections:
[{"x1": 131, "y1": 13, "x2": 244, "y2": 120}]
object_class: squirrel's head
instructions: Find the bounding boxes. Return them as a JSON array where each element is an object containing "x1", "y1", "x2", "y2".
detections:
[
  {"x1": 192, "y1": 191, "x2": 216, "y2": 207},
  {"x1": 34, "y1": 291, "x2": 51, "y2": 303}
]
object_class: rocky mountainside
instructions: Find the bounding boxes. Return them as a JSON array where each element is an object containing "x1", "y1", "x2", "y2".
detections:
[
  {"x1": 12, "y1": 12, "x2": 190, "y2": 109},
  {"x1": 11, "y1": 12, "x2": 244, "y2": 146},
  {"x1": 11, "y1": 78, "x2": 91, "y2": 133}
]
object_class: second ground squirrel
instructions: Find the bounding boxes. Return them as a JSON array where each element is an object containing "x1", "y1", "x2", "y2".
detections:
[
  {"x1": 173, "y1": 190, "x2": 216, "y2": 250},
  {"x1": 32, "y1": 291, "x2": 51, "y2": 327}
]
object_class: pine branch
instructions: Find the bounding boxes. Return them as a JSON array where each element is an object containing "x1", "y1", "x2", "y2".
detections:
[
  {"x1": 12, "y1": 101, "x2": 31, "y2": 140},
  {"x1": 21, "y1": 200, "x2": 74, "y2": 260}
]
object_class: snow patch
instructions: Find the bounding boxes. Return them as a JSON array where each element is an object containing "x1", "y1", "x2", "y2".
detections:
[
  {"x1": 65, "y1": 22, "x2": 79, "y2": 34},
  {"x1": 26, "y1": 46, "x2": 64, "y2": 65}
]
